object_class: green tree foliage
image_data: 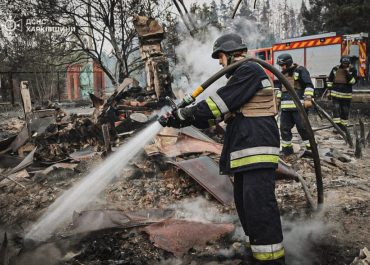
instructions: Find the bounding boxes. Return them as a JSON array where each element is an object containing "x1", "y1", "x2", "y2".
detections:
[
  {"x1": 301, "y1": 0, "x2": 370, "y2": 35},
  {"x1": 324, "y1": 0, "x2": 370, "y2": 34},
  {"x1": 300, "y1": 0, "x2": 325, "y2": 35},
  {"x1": 259, "y1": 0, "x2": 276, "y2": 47}
]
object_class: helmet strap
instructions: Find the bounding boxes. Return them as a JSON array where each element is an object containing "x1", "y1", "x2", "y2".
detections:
[{"x1": 227, "y1": 54, "x2": 234, "y2": 65}]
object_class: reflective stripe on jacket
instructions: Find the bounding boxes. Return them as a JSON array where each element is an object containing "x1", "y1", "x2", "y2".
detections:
[
  {"x1": 327, "y1": 65, "x2": 357, "y2": 100},
  {"x1": 279, "y1": 64, "x2": 314, "y2": 111},
  {"x1": 190, "y1": 61, "x2": 280, "y2": 174}
]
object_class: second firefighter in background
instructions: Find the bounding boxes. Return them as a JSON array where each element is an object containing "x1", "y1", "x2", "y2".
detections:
[
  {"x1": 276, "y1": 53, "x2": 315, "y2": 156},
  {"x1": 326, "y1": 55, "x2": 357, "y2": 129}
]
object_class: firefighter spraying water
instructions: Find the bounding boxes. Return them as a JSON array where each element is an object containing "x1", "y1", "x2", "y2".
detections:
[{"x1": 158, "y1": 33, "x2": 323, "y2": 265}]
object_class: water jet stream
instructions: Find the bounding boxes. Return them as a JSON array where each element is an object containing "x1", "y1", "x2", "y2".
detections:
[{"x1": 26, "y1": 121, "x2": 163, "y2": 242}]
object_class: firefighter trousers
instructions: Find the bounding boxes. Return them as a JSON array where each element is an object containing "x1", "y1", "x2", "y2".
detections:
[
  {"x1": 332, "y1": 98, "x2": 351, "y2": 127},
  {"x1": 234, "y1": 168, "x2": 285, "y2": 265},
  {"x1": 280, "y1": 110, "x2": 310, "y2": 152}
]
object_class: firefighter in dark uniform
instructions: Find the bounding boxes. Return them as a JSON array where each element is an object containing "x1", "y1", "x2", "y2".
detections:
[
  {"x1": 326, "y1": 55, "x2": 357, "y2": 129},
  {"x1": 160, "y1": 33, "x2": 285, "y2": 265},
  {"x1": 276, "y1": 53, "x2": 314, "y2": 156}
]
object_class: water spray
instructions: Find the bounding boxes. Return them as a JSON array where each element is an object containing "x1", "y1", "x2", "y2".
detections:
[{"x1": 25, "y1": 121, "x2": 163, "y2": 242}]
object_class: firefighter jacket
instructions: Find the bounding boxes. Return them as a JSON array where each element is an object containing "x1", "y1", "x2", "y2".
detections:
[
  {"x1": 327, "y1": 65, "x2": 357, "y2": 100},
  {"x1": 276, "y1": 64, "x2": 314, "y2": 111},
  {"x1": 188, "y1": 61, "x2": 280, "y2": 175}
]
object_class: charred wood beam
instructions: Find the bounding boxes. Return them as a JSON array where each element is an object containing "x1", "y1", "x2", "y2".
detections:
[
  {"x1": 276, "y1": 159, "x2": 315, "y2": 209},
  {"x1": 366, "y1": 130, "x2": 370, "y2": 147},
  {"x1": 354, "y1": 125, "x2": 363, "y2": 159},
  {"x1": 313, "y1": 125, "x2": 333, "y2": 132},
  {"x1": 359, "y1": 116, "x2": 366, "y2": 148},
  {"x1": 102, "y1": 124, "x2": 112, "y2": 154},
  {"x1": 296, "y1": 173, "x2": 316, "y2": 210},
  {"x1": 0, "y1": 232, "x2": 8, "y2": 265},
  {"x1": 312, "y1": 99, "x2": 352, "y2": 147},
  {"x1": 0, "y1": 174, "x2": 26, "y2": 189}
]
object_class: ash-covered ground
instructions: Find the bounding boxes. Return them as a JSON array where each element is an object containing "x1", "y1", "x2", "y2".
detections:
[{"x1": 0, "y1": 108, "x2": 369, "y2": 265}]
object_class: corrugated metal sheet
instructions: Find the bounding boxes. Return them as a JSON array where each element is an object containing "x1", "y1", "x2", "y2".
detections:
[{"x1": 170, "y1": 156, "x2": 234, "y2": 206}]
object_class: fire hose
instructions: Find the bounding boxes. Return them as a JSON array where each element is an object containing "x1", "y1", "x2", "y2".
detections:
[{"x1": 158, "y1": 57, "x2": 324, "y2": 210}]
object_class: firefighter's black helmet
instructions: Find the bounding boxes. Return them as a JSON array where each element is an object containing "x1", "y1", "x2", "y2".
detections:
[
  {"x1": 277, "y1": 53, "x2": 293, "y2": 67},
  {"x1": 340, "y1": 55, "x2": 351, "y2": 64},
  {"x1": 211, "y1": 33, "x2": 248, "y2": 59}
]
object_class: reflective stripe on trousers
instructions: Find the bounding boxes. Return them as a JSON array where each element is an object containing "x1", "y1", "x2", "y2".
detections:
[
  {"x1": 333, "y1": 117, "x2": 341, "y2": 124},
  {"x1": 341, "y1": 119, "x2": 349, "y2": 126},
  {"x1": 281, "y1": 140, "x2": 292, "y2": 147},
  {"x1": 331, "y1": 91, "x2": 352, "y2": 99},
  {"x1": 251, "y1": 242, "x2": 285, "y2": 261}
]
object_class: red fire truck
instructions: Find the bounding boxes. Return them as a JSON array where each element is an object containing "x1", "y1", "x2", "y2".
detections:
[{"x1": 249, "y1": 32, "x2": 368, "y2": 88}]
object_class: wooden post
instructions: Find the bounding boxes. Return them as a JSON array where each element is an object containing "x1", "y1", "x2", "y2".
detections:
[
  {"x1": 20, "y1": 81, "x2": 32, "y2": 135},
  {"x1": 57, "y1": 71, "x2": 61, "y2": 102},
  {"x1": 312, "y1": 99, "x2": 353, "y2": 147},
  {"x1": 20, "y1": 81, "x2": 32, "y2": 114},
  {"x1": 9, "y1": 73, "x2": 15, "y2": 106},
  {"x1": 102, "y1": 124, "x2": 112, "y2": 154},
  {"x1": 359, "y1": 116, "x2": 366, "y2": 148}
]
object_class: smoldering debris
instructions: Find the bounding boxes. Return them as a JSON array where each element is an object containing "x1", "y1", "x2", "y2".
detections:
[
  {"x1": 14, "y1": 242, "x2": 64, "y2": 265},
  {"x1": 283, "y1": 218, "x2": 333, "y2": 265},
  {"x1": 172, "y1": 197, "x2": 237, "y2": 224},
  {"x1": 143, "y1": 219, "x2": 235, "y2": 257}
]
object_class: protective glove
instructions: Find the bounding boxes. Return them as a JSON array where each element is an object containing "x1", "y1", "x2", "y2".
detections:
[
  {"x1": 304, "y1": 96, "x2": 313, "y2": 109},
  {"x1": 158, "y1": 108, "x2": 193, "y2": 128}
]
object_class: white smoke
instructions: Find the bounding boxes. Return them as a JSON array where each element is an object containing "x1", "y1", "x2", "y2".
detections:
[
  {"x1": 172, "y1": 197, "x2": 238, "y2": 223},
  {"x1": 283, "y1": 218, "x2": 333, "y2": 265},
  {"x1": 171, "y1": 197, "x2": 332, "y2": 265},
  {"x1": 172, "y1": 17, "x2": 267, "y2": 102}
]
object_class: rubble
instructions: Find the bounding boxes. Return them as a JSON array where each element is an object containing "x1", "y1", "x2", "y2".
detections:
[
  {"x1": 1, "y1": 92, "x2": 370, "y2": 264},
  {"x1": 145, "y1": 128, "x2": 222, "y2": 157},
  {"x1": 0, "y1": 232, "x2": 8, "y2": 265},
  {"x1": 350, "y1": 247, "x2": 370, "y2": 265}
]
